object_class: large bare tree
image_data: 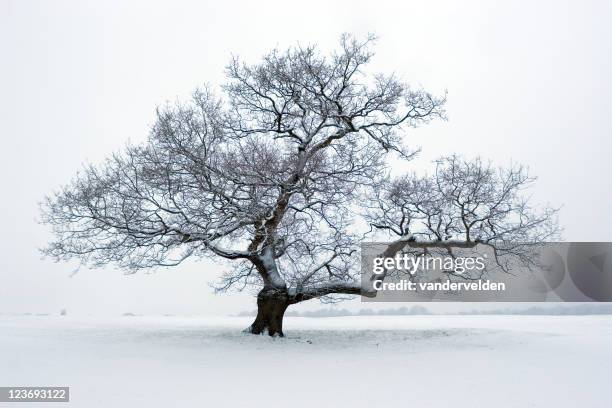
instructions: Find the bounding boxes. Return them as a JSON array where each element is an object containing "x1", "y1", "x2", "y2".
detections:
[
  {"x1": 41, "y1": 35, "x2": 445, "y2": 335},
  {"x1": 41, "y1": 35, "x2": 557, "y2": 336}
]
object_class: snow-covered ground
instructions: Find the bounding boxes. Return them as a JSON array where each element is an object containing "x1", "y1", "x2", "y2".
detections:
[{"x1": 1, "y1": 315, "x2": 611, "y2": 407}]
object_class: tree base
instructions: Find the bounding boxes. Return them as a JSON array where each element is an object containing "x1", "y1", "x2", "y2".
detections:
[{"x1": 246, "y1": 288, "x2": 289, "y2": 337}]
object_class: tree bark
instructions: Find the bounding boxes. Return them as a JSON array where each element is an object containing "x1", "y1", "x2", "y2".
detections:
[{"x1": 246, "y1": 288, "x2": 289, "y2": 337}]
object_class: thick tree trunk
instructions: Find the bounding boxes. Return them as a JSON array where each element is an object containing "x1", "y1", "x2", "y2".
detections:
[{"x1": 246, "y1": 288, "x2": 289, "y2": 337}]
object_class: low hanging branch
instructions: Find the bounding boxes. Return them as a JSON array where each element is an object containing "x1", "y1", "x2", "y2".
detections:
[{"x1": 364, "y1": 155, "x2": 561, "y2": 278}]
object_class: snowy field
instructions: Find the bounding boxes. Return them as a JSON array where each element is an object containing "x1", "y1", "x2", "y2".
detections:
[{"x1": 1, "y1": 315, "x2": 611, "y2": 408}]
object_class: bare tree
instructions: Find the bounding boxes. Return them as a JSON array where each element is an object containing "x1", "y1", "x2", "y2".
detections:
[
  {"x1": 364, "y1": 155, "x2": 560, "y2": 281},
  {"x1": 41, "y1": 34, "x2": 446, "y2": 336}
]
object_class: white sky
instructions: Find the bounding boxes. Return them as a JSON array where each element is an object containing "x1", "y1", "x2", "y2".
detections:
[{"x1": 1, "y1": 0, "x2": 611, "y2": 316}]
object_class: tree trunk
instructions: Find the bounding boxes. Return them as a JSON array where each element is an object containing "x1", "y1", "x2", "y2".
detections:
[{"x1": 246, "y1": 288, "x2": 289, "y2": 337}]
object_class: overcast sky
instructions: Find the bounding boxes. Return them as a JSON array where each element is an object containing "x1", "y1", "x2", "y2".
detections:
[{"x1": 1, "y1": 0, "x2": 611, "y2": 316}]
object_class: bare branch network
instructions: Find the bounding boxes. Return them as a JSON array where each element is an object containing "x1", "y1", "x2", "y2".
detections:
[{"x1": 41, "y1": 34, "x2": 559, "y2": 336}]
